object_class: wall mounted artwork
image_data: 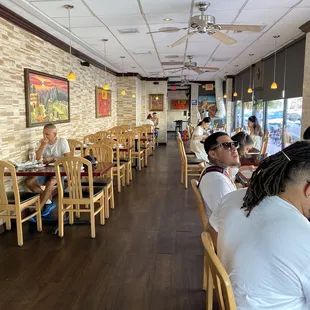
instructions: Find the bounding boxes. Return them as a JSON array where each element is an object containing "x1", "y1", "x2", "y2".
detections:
[
  {"x1": 170, "y1": 99, "x2": 189, "y2": 110},
  {"x1": 149, "y1": 94, "x2": 164, "y2": 111},
  {"x1": 24, "y1": 69, "x2": 70, "y2": 128},
  {"x1": 95, "y1": 87, "x2": 112, "y2": 118}
]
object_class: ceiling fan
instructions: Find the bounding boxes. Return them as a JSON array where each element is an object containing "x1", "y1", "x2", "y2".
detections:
[
  {"x1": 164, "y1": 55, "x2": 218, "y2": 74},
  {"x1": 147, "y1": 2, "x2": 263, "y2": 47},
  {"x1": 173, "y1": 76, "x2": 201, "y2": 86}
]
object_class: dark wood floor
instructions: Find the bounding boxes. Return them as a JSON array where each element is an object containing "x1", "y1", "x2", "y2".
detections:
[{"x1": 0, "y1": 136, "x2": 205, "y2": 310}]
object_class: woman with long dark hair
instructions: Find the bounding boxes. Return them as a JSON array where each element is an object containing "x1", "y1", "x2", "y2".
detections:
[
  {"x1": 190, "y1": 117, "x2": 211, "y2": 161},
  {"x1": 248, "y1": 115, "x2": 263, "y2": 149}
]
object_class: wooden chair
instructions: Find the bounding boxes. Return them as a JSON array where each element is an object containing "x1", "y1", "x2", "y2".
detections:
[
  {"x1": 234, "y1": 127, "x2": 242, "y2": 134},
  {"x1": 131, "y1": 131, "x2": 145, "y2": 170},
  {"x1": 191, "y1": 179, "x2": 210, "y2": 293},
  {"x1": 100, "y1": 138, "x2": 126, "y2": 193},
  {"x1": 201, "y1": 232, "x2": 237, "y2": 310},
  {"x1": 141, "y1": 124, "x2": 155, "y2": 153},
  {"x1": 68, "y1": 139, "x2": 84, "y2": 157},
  {"x1": 260, "y1": 131, "x2": 270, "y2": 155},
  {"x1": 135, "y1": 127, "x2": 150, "y2": 166},
  {"x1": 83, "y1": 133, "x2": 100, "y2": 144},
  {"x1": 84, "y1": 144, "x2": 114, "y2": 218},
  {"x1": 177, "y1": 132, "x2": 195, "y2": 158},
  {"x1": 113, "y1": 133, "x2": 133, "y2": 185},
  {"x1": 176, "y1": 134, "x2": 205, "y2": 189},
  {"x1": 109, "y1": 126, "x2": 124, "y2": 135},
  {"x1": 0, "y1": 160, "x2": 42, "y2": 246},
  {"x1": 55, "y1": 157, "x2": 105, "y2": 238}
]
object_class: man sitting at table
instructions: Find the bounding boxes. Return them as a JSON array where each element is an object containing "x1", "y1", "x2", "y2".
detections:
[
  {"x1": 198, "y1": 132, "x2": 240, "y2": 218},
  {"x1": 209, "y1": 141, "x2": 310, "y2": 309},
  {"x1": 26, "y1": 123, "x2": 70, "y2": 217}
]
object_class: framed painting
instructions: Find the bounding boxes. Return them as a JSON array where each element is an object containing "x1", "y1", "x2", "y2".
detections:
[
  {"x1": 170, "y1": 99, "x2": 189, "y2": 110},
  {"x1": 95, "y1": 87, "x2": 112, "y2": 118},
  {"x1": 149, "y1": 94, "x2": 164, "y2": 111},
  {"x1": 24, "y1": 69, "x2": 70, "y2": 128},
  {"x1": 254, "y1": 60, "x2": 264, "y2": 90}
]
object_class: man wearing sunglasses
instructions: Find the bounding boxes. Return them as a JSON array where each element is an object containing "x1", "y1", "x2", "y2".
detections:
[{"x1": 198, "y1": 132, "x2": 240, "y2": 218}]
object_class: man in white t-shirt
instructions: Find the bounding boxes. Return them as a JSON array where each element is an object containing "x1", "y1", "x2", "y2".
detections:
[
  {"x1": 26, "y1": 123, "x2": 70, "y2": 218},
  {"x1": 198, "y1": 132, "x2": 240, "y2": 218},
  {"x1": 209, "y1": 141, "x2": 310, "y2": 310}
]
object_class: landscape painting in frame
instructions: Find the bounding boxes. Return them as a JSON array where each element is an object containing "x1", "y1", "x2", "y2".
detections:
[
  {"x1": 149, "y1": 94, "x2": 164, "y2": 111},
  {"x1": 95, "y1": 87, "x2": 112, "y2": 118},
  {"x1": 24, "y1": 69, "x2": 70, "y2": 127}
]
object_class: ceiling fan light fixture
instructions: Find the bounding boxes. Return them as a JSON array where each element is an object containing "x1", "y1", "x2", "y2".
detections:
[
  {"x1": 167, "y1": 45, "x2": 172, "y2": 48},
  {"x1": 271, "y1": 82, "x2": 278, "y2": 89},
  {"x1": 163, "y1": 18, "x2": 172, "y2": 22}
]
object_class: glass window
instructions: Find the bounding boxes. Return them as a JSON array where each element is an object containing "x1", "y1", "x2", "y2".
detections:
[
  {"x1": 243, "y1": 101, "x2": 253, "y2": 129},
  {"x1": 253, "y1": 100, "x2": 264, "y2": 130},
  {"x1": 284, "y1": 97, "x2": 302, "y2": 146},
  {"x1": 235, "y1": 101, "x2": 242, "y2": 129},
  {"x1": 266, "y1": 99, "x2": 284, "y2": 155}
]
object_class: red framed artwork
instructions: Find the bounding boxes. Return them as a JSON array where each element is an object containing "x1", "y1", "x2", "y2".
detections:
[
  {"x1": 95, "y1": 87, "x2": 112, "y2": 118},
  {"x1": 170, "y1": 99, "x2": 189, "y2": 110},
  {"x1": 24, "y1": 68, "x2": 70, "y2": 128}
]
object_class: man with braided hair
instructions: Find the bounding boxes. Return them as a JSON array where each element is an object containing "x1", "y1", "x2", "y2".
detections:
[{"x1": 209, "y1": 141, "x2": 310, "y2": 310}]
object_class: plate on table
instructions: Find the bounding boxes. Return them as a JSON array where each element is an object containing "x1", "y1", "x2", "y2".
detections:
[{"x1": 48, "y1": 163, "x2": 55, "y2": 166}]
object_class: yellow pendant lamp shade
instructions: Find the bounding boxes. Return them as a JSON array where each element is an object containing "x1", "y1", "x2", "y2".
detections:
[
  {"x1": 67, "y1": 71, "x2": 76, "y2": 81},
  {"x1": 271, "y1": 81, "x2": 278, "y2": 89},
  {"x1": 103, "y1": 83, "x2": 109, "y2": 90},
  {"x1": 233, "y1": 91, "x2": 238, "y2": 97},
  {"x1": 121, "y1": 89, "x2": 126, "y2": 95},
  {"x1": 132, "y1": 93, "x2": 136, "y2": 98},
  {"x1": 223, "y1": 94, "x2": 227, "y2": 99},
  {"x1": 247, "y1": 87, "x2": 253, "y2": 94}
]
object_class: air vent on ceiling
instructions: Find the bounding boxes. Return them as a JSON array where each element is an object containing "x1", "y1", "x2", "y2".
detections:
[
  {"x1": 233, "y1": 30, "x2": 243, "y2": 33},
  {"x1": 133, "y1": 51, "x2": 151, "y2": 55},
  {"x1": 211, "y1": 57, "x2": 231, "y2": 62},
  {"x1": 161, "y1": 61, "x2": 184, "y2": 66},
  {"x1": 165, "y1": 55, "x2": 180, "y2": 58},
  {"x1": 117, "y1": 28, "x2": 139, "y2": 34}
]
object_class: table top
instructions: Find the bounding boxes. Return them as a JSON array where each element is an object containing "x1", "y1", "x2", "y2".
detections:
[
  {"x1": 239, "y1": 154, "x2": 267, "y2": 166},
  {"x1": 5, "y1": 162, "x2": 114, "y2": 177},
  {"x1": 236, "y1": 170, "x2": 253, "y2": 187}
]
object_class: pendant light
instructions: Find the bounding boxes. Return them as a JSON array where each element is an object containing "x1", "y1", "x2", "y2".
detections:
[
  {"x1": 247, "y1": 54, "x2": 254, "y2": 93},
  {"x1": 64, "y1": 5, "x2": 76, "y2": 81},
  {"x1": 233, "y1": 65, "x2": 238, "y2": 97},
  {"x1": 271, "y1": 35, "x2": 280, "y2": 90},
  {"x1": 131, "y1": 67, "x2": 136, "y2": 98},
  {"x1": 120, "y1": 56, "x2": 126, "y2": 95},
  {"x1": 102, "y1": 39, "x2": 109, "y2": 90},
  {"x1": 223, "y1": 94, "x2": 227, "y2": 99}
]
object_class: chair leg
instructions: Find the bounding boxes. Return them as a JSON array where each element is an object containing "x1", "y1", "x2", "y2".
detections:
[
  {"x1": 6, "y1": 211, "x2": 11, "y2": 230},
  {"x1": 16, "y1": 210, "x2": 23, "y2": 247},
  {"x1": 110, "y1": 183, "x2": 115, "y2": 209},
  {"x1": 117, "y1": 169, "x2": 121, "y2": 193},
  {"x1": 69, "y1": 205, "x2": 74, "y2": 225},
  {"x1": 104, "y1": 187, "x2": 109, "y2": 219},
  {"x1": 126, "y1": 164, "x2": 130, "y2": 185},
  {"x1": 100, "y1": 195, "x2": 105, "y2": 225},
  {"x1": 58, "y1": 205, "x2": 64, "y2": 238},
  {"x1": 185, "y1": 167, "x2": 188, "y2": 189},
  {"x1": 90, "y1": 204, "x2": 96, "y2": 238},
  {"x1": 36, "y1": 199, "x2": 42, "y2": 232},
  {"x1": 181, "y1": 165, "x2": 184, "y2": 184},
  {"x1": 203, "y1": 254, "x2": 207, "y2": 291},
  {"x1": 76, "y1": 204, "x2": 80, "y2": 219},
  {"x1": 121, "y1": 168, "x2": 126, "y2": 187},
  {"x1": 144, "y1": 150, "x2": 148, "y2": 166},
  {"x1": 206, "y1": 266, "x2": 213, "y2": 310},
  {"x1": 139, "y1": 156, "x2": 142, "y2": 170}
]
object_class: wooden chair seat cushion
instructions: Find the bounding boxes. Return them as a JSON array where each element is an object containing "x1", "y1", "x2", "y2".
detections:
[
  {"x1": 113, "y1": 159, "x2": 130, "y2": 164},
  {"x1": 187, "y1": 158, "x2": 204, "y2": 165},
  {"x1": 63, "y1": 186, "x2": 104, "y2": 198},
  {"x1": 6, "y1": 191, "x2": 39, "y2": 204},
  {"x1": 80, "y1": 178, "x2": 112, "y2": 187}
]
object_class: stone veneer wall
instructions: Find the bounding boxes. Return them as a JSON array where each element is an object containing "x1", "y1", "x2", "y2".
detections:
[
  {"x1": 0, "y1": 17, "x2": 118, "y2": 225},
  {"x1": 116, "y1": 76, "x2": 136, "y2": 126},
  {"x1": 225, "y1": 78, "x2": 233, "y2": 134}
]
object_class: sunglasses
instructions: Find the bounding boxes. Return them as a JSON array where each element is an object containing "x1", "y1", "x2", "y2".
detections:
[{"x1": 211, "y1": 141, "x2": 239, "y2": 151}]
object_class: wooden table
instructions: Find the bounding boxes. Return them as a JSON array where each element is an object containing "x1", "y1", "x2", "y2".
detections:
[
  {"x1": 236, "y1": 170, "x2": 253, "y2": 187},
  {"x1": 5, "y1": 162, "x2": 114, "y2": 177},
  {"x1": 239, "y1": 154, "x2": 267, "y2": 166}
]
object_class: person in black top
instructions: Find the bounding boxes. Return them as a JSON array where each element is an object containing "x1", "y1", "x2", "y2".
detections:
[{"x1": 303, "y1": 127, "x2": 310, "y2": 140}]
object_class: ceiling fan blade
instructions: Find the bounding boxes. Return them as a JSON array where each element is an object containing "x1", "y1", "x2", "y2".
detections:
[
  {"x1": 163, "y1": 67, "x2": 185, "y2": 70},
  {"x1": 191, "y1": 68, "x2": 204, "y2": 74},
  {"x1": 219, "y1": 24, "x2": 262, "y2": 32},
  {"x1": 147, "y1": 27, "x2": 188, "y2": 34},
  {"x1": 196, "y1": 66, "x2": 219, "y2": 71},
  {"x1": 170, "y1": 32, "x2": 196, "y2": 47},
  {"x1": 211, "y1": 31, "x2": 237, "y2": 45}
]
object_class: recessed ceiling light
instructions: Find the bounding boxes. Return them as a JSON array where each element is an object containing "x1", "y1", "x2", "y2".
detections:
[
  {"x1": 163, "y1": 18, "x2": 173, "y2": 21},
  {"x1": 168, "y1": 45, "x2": 172, "y2": 48},
  {"x1": 165, "y1": 55, "x2": 179, "y2": 58}
]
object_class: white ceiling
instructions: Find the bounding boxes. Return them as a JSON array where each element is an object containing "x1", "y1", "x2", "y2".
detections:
[{"x1": 1, "y1": 0, "x2": 310, "y2": 81}]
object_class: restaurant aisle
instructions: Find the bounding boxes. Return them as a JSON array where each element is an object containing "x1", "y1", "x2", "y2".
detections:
[{"x1": 0, "y1": 136, "x2": 205, "y2": 310}]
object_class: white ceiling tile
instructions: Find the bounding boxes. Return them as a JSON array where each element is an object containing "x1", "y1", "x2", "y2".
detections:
[
  {"x1": 245, "y1": 0, "x2": 301, "y2": 9},
  {"x1": 97, "y1": 14, "x2": 146, "y2": 27},
  {"x1": 278, "y1": 7, "x2": 310, "y2": 24},
  {"x1": 72, "y1": 26, "x2": 111, "y2": 38},
  {"x1": 140, "y1": 0, "x2": 192, "y2": 14},
  {"x1": 146, "y1": 13, "x2": 190, "y2": 24},
  {"x1": 236, "y1": 8, "x2": 288, "y2": 24},
  {"x1": 29, "y1": 0, "x2": 92, "y2": 18},
  {"x1": 53, "y1": 16, "x2": 102, "y2": 28},
  {"x1": 83, "y1": 0, "x2": 141, "y2": 15}
]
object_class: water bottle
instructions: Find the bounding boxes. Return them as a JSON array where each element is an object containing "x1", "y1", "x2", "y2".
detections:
[{"x1": 29, "y1": 149, "x2": 36, "y2": 164}]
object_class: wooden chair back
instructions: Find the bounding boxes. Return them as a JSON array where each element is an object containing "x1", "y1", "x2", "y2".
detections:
[
  {"x1": 83, "y1": 133, "x2": 100, "y2": 144},
  {"x1": 68, "y1": 139, "x2": 84, "y2": 157},
  {"x1": 0, "y1": 161, "x2": 19, "y2": 207},
  {"x1": 85, "y1": 144, "x2": 113, "y2": 164},
  {"x1": 201, "y1": 232, "x2": 237, "y2": 310},
  {"x1": 176, "y1": 133, "x2": 186, "y2": 164},
  {"x1": 260, "y1": 131, "x2": 270, "y2": 155},
  {"x1": 234, "y1": 127, "x2": 242, "y2": 134},
  {"x1": 109, "y1": 126, "x2": 124, "y2": 135},
  {"x1": 191, "y1": 179, "x2": 209, "y2": 231}
]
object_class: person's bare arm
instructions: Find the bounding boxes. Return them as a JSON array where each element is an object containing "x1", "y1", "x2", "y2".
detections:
[
  {"x1": 36, "y1": 138, "x2": 48, "y2": 160},
  {"x1": 64, "y1": 152, "x2": 70, "y2": 157}
]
